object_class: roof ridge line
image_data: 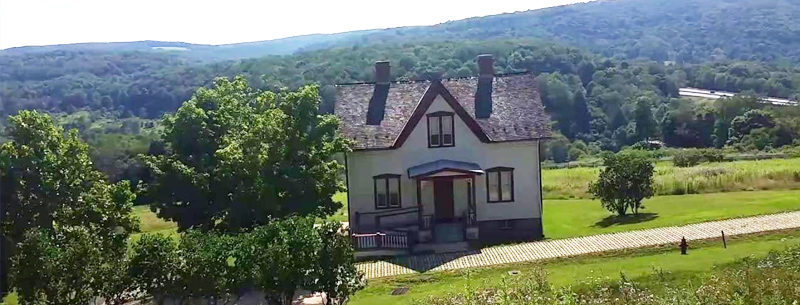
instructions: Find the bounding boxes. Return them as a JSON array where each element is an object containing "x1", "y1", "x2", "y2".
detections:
[{"x1": 335, "y1": 71, "x2": 532, "y2": 87}]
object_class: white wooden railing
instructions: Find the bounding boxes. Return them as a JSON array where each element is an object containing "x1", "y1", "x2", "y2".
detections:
[{"x1": 352, "y1": 232, "x2": 408, "y2": 250}]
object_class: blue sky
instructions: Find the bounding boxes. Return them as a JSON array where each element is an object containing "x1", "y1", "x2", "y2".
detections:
[{"x1": 0, "y1": 0, "x2": 588, "y2": 50}]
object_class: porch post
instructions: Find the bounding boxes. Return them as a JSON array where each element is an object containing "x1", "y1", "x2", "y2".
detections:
[
  {"x1": 469, "y1": 177, "x2": 476, "y2": 225},
  {"x1": 416, "y1": 179, "x2": 423, "y2": 227},
  {"x1": 465, "y1": 177, "x2": 480, "y2": 240},
  {"x1": 416, "y1": 179, "x2": 433, "y2": 243}
]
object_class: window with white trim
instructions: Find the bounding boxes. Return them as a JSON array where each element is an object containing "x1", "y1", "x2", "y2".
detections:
[
  {"x1": 427, "y1": 112, "x2": 455, "y2": 148},
  {"x1": 487, "y1": 167, "x2": 514, "y2": 203},
  {"x1": 374, "y1": 174, "x2": 401, "y2": 209}
]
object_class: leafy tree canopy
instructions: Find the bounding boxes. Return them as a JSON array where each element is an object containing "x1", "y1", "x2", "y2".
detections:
[
  {"x1": 0, "y1": 111, "x2": 139, "y2": 304},
  {"x1": 141, "y1": 77, "x2": 349, "y2": 232},
  {"x1": 589, "y1": 151, "x2": 655, "y2": 216},
  {"x1": 0, "y1": 110, "x2": 139, "y2": 246}
]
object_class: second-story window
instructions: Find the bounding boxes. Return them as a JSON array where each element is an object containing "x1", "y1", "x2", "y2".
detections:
[{"x1": 428, "y1": 112, "x2": 455, "y2": 148}]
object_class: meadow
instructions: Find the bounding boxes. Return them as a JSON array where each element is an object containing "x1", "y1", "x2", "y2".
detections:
[{"x1": 543, "y1": 157, "x2": 800, "y2": 199}]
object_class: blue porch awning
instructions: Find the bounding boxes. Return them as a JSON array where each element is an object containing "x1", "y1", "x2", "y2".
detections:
[{"x1": 407, "y1": 159, "x2": 484, "y2": 179}]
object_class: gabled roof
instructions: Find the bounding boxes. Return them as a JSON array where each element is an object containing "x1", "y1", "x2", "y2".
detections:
[{"x1": 334, "y1": 73, "x2": 552, "y2": 151}]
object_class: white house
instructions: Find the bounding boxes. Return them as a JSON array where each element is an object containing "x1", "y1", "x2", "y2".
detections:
[{"x1": 334, "y1": 55, "x2": 552, "y2": 255}]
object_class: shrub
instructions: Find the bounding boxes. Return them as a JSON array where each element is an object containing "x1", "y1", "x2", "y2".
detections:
[
  {"x1": 568, "y1": 147, "x2": 586, "y2": 161},
  {"x1": 589, "y1": 151, "x2": 655, "y2": 216},
  {"x1": 128, "y1": 218, "x2": 364, "y2": 305},
  {"x1": 699, "y1": 148, "x2": 724, "y2": 162},
  {"x1": 315, "y1": 221, "x2": 365, "y2": 305},
  {"x1": 129, "y1": 234, "x2": 180, "y2": 304},
  {"x1": 673, "y1": 148, "x2": 725, "y2": 167},
  {"x1": 673, "y1": 149, "x2": 703, "y2": 167}
]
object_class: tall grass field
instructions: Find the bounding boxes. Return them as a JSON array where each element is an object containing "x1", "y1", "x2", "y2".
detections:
[{"x1": 543, "y1": 158, "x2": 800, "y2": 199}]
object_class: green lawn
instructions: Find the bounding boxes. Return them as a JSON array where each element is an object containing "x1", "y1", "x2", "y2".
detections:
[
  {"x1": 350, "y1": 229, "x2": 800, "y2": 305},
  {"x1": 134, "y1": 205, "x2": 176, "y2": 234},
  {"x1": 133, "y1": 192, "x2": 349, "y2": 235},
  {"x1": 327, "y1": 192, "x2": 349, "y2": 223},
  {"x1": 543, "y1": 189, "x2": 800, "y2": 239},
  {"x1": 132, "y1": 190, "x2": 800, "y2": 241}
]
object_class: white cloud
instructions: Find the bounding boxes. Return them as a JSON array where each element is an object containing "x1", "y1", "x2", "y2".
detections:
[{"x1": 0, "y1": 0, "x2": 587, "y2": 49}]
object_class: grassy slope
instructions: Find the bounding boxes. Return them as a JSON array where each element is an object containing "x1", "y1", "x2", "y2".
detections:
[
  {"x1": 543, "y1": 189, "x2": 800, "y2": 239},
  {"x1": 327, "y1": 192, "x2": 349, "y2": 223},
  {"x1": 133, "y1": 192, "x2": 349, "y2": 236},
  {"x1": 351, "y1": 230, "x2": 800, "y2": 305},
  {"x1": 132, "y1": 190, "x2": 800, "y2": 241}
]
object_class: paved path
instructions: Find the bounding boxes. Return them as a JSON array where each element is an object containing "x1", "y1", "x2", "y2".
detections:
[{"x1": 357, "y1": 211, "x2": 800, "y2": 279}]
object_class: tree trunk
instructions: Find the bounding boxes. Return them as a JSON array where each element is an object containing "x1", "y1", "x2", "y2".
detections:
[{"x1": 617, "y1": 201, "x2": 627, "y2": 216}]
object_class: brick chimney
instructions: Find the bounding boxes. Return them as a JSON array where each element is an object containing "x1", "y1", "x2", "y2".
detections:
[
  {"x1": 375, "y1": 61, "x2": 391, "y2": 84},
  {"x1": 367, "y1": 61, "x2": 391, "y2": 125},
  {"x1": 475, "y1": 54, "x2": 494, "y2": 119}
]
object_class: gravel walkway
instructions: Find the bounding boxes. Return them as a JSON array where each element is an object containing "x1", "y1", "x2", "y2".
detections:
[{"x1": 357, "y1": 211, "x2": 800, "y2": 279}]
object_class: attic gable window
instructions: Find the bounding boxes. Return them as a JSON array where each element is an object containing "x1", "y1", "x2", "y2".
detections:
[
  {"x1": 374, "y1": 174, "x2": 401, "y2": 209},
  {"x1": 427, "y1": 112, "x2": 455, "y2": 148}
]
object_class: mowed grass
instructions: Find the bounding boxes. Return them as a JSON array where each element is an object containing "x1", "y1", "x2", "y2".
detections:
[
  {"x1": 327, "y1": 192, "x2": 349, "y2": 223},
  {"x1": 543, "y1": 157, "x2": 800, "y2": 199},
  {"x1": 350, "y1": 229, "x2": 800, "y2": 305},
  {"x1": 132, "y1": 192, "x2": 349, "y2": 236},
  {"x1": 543, "y1": 189, "x2": 800, "y2": 239},
  {"x1": 132, "y1": 190, "x2": 800, "y2": 240}
]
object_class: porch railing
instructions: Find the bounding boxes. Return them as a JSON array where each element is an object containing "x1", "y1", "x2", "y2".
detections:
[
  {"x1": 421, "y1": 215, "x2": 433, "y2": 230},
  {"x1": 352, "y1": 232, "x2": 409, "y2": 250},
  {"x1": 464, "y1": 210, "x2": 477, "y2": 227},
  {"x1": 354, "y1": 207, "x2": 419, "y2": 232}
]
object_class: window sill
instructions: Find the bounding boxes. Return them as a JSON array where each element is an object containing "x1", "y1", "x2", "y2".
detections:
[
  {"x1": 428, "y1": 144, "x2": 456, "y2": 149},
  {"x1": 487, "y1": 200, "x2": 515, "y2": 204},
  {"x1": 375, "y1": 205, "x2": 403, "y2": 210}
]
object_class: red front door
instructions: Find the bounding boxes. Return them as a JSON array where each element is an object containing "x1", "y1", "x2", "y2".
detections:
[{"x1": 434, "y1": 179, "x2": 455, "y2": 222}]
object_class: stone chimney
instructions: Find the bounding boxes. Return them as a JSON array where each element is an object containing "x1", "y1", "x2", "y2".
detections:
[
  {"x1": 475, "y1": 54, "x2": 494, "y2": 119},
  {"x1": 367, "y1": 61, "x2": 391, "y2": 125}
]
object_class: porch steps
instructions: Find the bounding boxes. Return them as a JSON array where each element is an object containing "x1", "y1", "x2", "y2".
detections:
[{"x1": 434, "y1": 223, "x2": 465, "y2": 243}]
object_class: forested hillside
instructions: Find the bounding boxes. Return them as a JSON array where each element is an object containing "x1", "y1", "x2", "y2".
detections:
[
  {"x1": 2, "y1": 0, "x2": 800, "y2": 181},
  {"x1": 311, "y1": 0, "x2": 800, "y2": 64}
]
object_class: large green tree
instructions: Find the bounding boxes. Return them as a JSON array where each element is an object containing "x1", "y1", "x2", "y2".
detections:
[
  {"x1": 141, "y1": 77, "x2": 349, "y2": 232},
  {"x1": 0, "y1": 111, "x2": 139, "y2": 296},
  {"x1": 727, "y1": 109, "x2": 776, "y2": 145},
  {"x1": 632, "y1": 96, "x2": 657, "y2": 143}
]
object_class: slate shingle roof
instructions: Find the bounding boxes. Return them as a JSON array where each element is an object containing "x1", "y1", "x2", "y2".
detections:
[{"x1": 334, "y1": 73, "x2": 552, "y2": 150}]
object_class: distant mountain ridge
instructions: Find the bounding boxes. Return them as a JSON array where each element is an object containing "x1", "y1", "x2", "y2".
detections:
[
  {"x1": 3, "y1": 0, "x2": 799, "y2": 64},
  {"x1": 0, "y1": 30, "x2": 377, "y2": 61}
]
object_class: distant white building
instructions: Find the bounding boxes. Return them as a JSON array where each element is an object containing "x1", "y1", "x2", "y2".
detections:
[
  {"x1": 679, "y1": 87, "x2": 797, "y2": 106},
  {"x1": 334, "y1": 55, "x2": 552, "y2": 256}
]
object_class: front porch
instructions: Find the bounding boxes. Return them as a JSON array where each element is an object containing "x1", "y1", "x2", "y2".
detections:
[{"x1": 352, "y1": 160, "x2": 482, "y2": 256}]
